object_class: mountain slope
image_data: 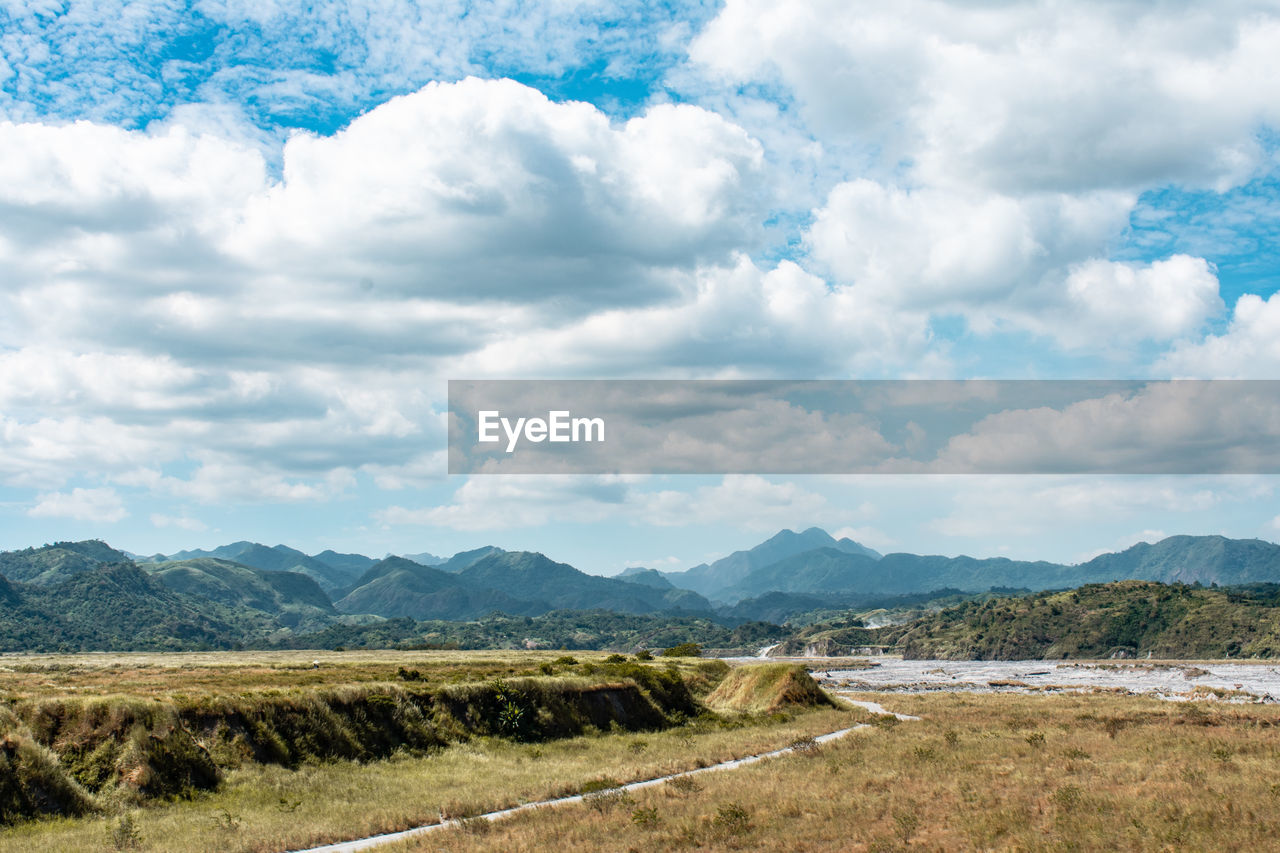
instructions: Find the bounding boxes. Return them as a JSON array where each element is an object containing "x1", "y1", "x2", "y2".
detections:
[
  {"x1": 160, "y1": 542, "x2": 362, "y2": 594},
  {"x1": 1075, "y1": 535, "x2": 1280, "y2": 586},
  {"x1": 0, "y1": 563, "x2": 244, "y2": 652},
  {"x1": 888, "y1": 581, "x2": 1280, "y2": 660},
  {"x1": 721, "y1": 535, "x2": 1280, "y2": 603},
  {"x1": 436, "y1": 546, "x2": 505, "y2": 573},
  {"x1": 0, "y1": 540, "x2": 133, "y2": 586},
  {"x1": 616, "y1": 567, "x2": 674, "y2": 589},
  {"x1": 335, "y1": 556, "x2": 539, "y2": 620},
  {"x1": 312, "y1": 550, "x2": 379, "y2": 576},
  {"x1": 146, "y1": 558, "x2": 336, "y2": 631},
  {"x1": 458, "y1": 551, "x2": 714, "y2": 615},
  {"x1": 664, "y1": 528, "x2": 881, "y2": 599},
  {"x1": 400, "y1": 551, "x2": 445, "y2": 566}
]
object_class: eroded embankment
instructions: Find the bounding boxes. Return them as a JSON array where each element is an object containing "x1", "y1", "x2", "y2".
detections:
[{"x1": 0, "y1": 662, "x2": 707, "y2": 826}]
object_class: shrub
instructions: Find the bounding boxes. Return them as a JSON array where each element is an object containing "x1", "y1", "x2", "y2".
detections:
[
  {"x1": 893, "y1": 810, "x2": 920, "y2": 843},
  {"x1": 579, "y1": 776, "x2": 623, "y2": 794},
  {"x1": 631, "y1": 805, "x2": 661, "y2": 827},
  {"x1": 712, "y1": 801, "x2": 752, "y2": 837},
  {"x1": 665, "y1": 775, "x2": 702, "y2": 796},
  {"x1": 661, "y1": 642, "x2": 702, "y2": 658},
  {"x1": 109, "y1": 813, "x2": 141, "y2": 850},
  {"x1": 790, "y1": 734, "x2": 820, "y2": 755},
  {"x1": 1052, "y1": 784, "x2": 1083, "y2": 810}
]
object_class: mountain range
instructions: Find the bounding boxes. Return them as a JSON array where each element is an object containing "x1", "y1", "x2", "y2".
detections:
[{"x1": 5, "y1": 529, "x2": 1280, "y2": 652}]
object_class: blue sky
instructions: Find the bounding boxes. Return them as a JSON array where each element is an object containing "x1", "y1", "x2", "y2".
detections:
[{"x1": 3, "y1": 0, "x2": 1280, "y2": 573}]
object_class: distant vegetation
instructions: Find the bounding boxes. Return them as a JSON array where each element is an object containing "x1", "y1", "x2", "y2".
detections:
[
  {"x1": 888, "y1": 580, "x2": 1280, "y2": 660},
  {"x1": 7, "y1": 531, "x2": 1280, "y2": 658}
]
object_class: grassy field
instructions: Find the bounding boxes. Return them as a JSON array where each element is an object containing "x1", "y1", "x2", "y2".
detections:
[
  {"x1": 400, "y1": 690, "x2": 1280, "y2": 853},
  {"x1": 6, "y1": 653, "x2": 1280, "y2": 852},
  {"x1": 0, "y1": 649, "x2": 640, "y2": 700},
  {"x1": 0, "y1": 652, "x2": 856, "y2": 851}
]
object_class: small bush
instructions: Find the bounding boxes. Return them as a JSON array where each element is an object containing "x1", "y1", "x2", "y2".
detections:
[
  {"x1": 1025, "y1": 731, "x2": 1046, "y2": 748},
  {"x1": 893, "y1": 810, "x2": 920, "y2": 843},
  {"x1": 943, "y1": 729, "x2": 959, "y2": 747},
  {"x1": 661, "y1": 643, "x2": 702, "y2": 658},
  {"x1": 579, "y1": 776, "x2": 623, "y2": 794},
  {"x1": 631, "y1": 805, "x2": 661, "y2": 827},
  {"x1": 553, "y1": 655, "x2": 579, "y2": 666},
  {"x1": 1052, "y1": 784, "x2": 1083, "y2": 811},
  {"x1": 665, "y1": 775, "x2": 702, "y2": 797},
  {"x1": 712, "y1": 801, "x2": 752, "y2": 837},
  {"x1": 109, "y1": 813, "x2": 142, "y2": 850},
  {"x1": 604, "y1": 654, "x2": 628, "y2": 664},
  {"x1": 635, "y1": 649, "x2": 654, "y2": 661},
  {"x1": 790, "y1": 734, "x2": 820, "y2": 755}
]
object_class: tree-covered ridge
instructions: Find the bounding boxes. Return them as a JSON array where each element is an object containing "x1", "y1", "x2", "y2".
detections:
[{"x1": 883, "y1": 581, "x2": 1280, "y2": 660}]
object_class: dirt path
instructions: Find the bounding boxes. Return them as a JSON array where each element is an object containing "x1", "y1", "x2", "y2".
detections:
[{"x1": 287, "y1": 704, "x2": 916, "y2": 853}]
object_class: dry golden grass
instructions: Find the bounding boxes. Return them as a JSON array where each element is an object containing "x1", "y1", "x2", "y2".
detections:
[
  {"x1": 0, "y1": 653, "x2": 855, "y2": 853},
  {"x1": 393, "y1": 691, "x2": 1280, "y2": 853},
  {"x1": 0, "y1": 649, "x2": 638, "y2": 700},
  {"x1": 0, "y1": 708, "x2": 857, "y2": 852}
]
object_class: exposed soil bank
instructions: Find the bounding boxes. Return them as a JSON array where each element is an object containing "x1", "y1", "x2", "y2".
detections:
[{"x1": 0, "y1": 664, "x2": 702, "y2": 825}]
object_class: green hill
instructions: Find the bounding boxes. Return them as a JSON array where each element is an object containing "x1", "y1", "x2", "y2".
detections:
[
  {"x1": 146, "y1": 558, "x2": 336, "y2": 632},
  {"x1": 888, "y1": 581, "x2": 1280, "y2": 659},
  {"x1": 0, "y1": 563, "x2": 245, "y2": 652},
  {"x1": 458, "y1": 551, "x2": 714, "y2": 615},
  {"x1": 714, "y1": 535, "x2": 1280, "y2": 604},
  {"x1": 158, "y1": 542, "x2": 362, "y2": 594},
  {"x1": 334, "y1": 557, "x2": 539, "y2": 620},
  {"x1": 664, "y1": 527, "x2": 881, "y2": 598},
  {"x1": 0, "y1": 540, "x2": 133, "y2": 585}
]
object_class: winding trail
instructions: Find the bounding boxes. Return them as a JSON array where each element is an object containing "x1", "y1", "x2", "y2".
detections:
[
  {"x1": 838, "y1": 697, "x2": 920, "y2": 721},
  {"x1": 286, "y1": 700, "x2": 915, "y2": 853}
]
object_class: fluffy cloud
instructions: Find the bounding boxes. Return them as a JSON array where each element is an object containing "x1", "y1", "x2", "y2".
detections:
[
  {"x1": 693, "y1": 1, "x2": 1274, "y2": 349},
  {"x1": 28, "y1": 487, "x2": 128, "y2": 523},
  {"x1": 150, "y1": 513, "x2": 208, "y2": 532},
  {"x1": 456, "y1": 255, "x2": 938, "y2": 379},
  {"x1": 693, "y1": 0, "x2": 1280, "y2": 194},
  {"x1": 928, "y1": 475, "x2": 1262, "y2": 541},
  {"x1": 1157, "y1": 292, "x2": 1280, "y2": 377},
  {"x1": 0, "y1": 79, "x2": 788, "y2": 498},
  {"x1": 376, "y1": 476, "x2": 635, "y2": 531},
  {"x1": 932, "y1": 382, "x2": 1280, "y2": 474},
  {"x1": 227, "y1": 78, "x2": 765, "y2": 308},
  {"x1": 376, "y1": 474, "x2": 849, "y2": 532}
]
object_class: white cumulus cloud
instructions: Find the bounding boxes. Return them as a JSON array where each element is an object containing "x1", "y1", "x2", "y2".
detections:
[{"x1": 28, "y1": 487, "x2": 128, "y2": 523}]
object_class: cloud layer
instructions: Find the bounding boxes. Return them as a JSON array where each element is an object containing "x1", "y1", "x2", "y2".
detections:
[{"x1": 2, "y1": 2, "x2": 1279, "y2": 553}]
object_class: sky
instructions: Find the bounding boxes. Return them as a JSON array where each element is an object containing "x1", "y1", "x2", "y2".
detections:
[{"x1": 2, "y1": 0, "x2": 1280, "y2": 574}]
